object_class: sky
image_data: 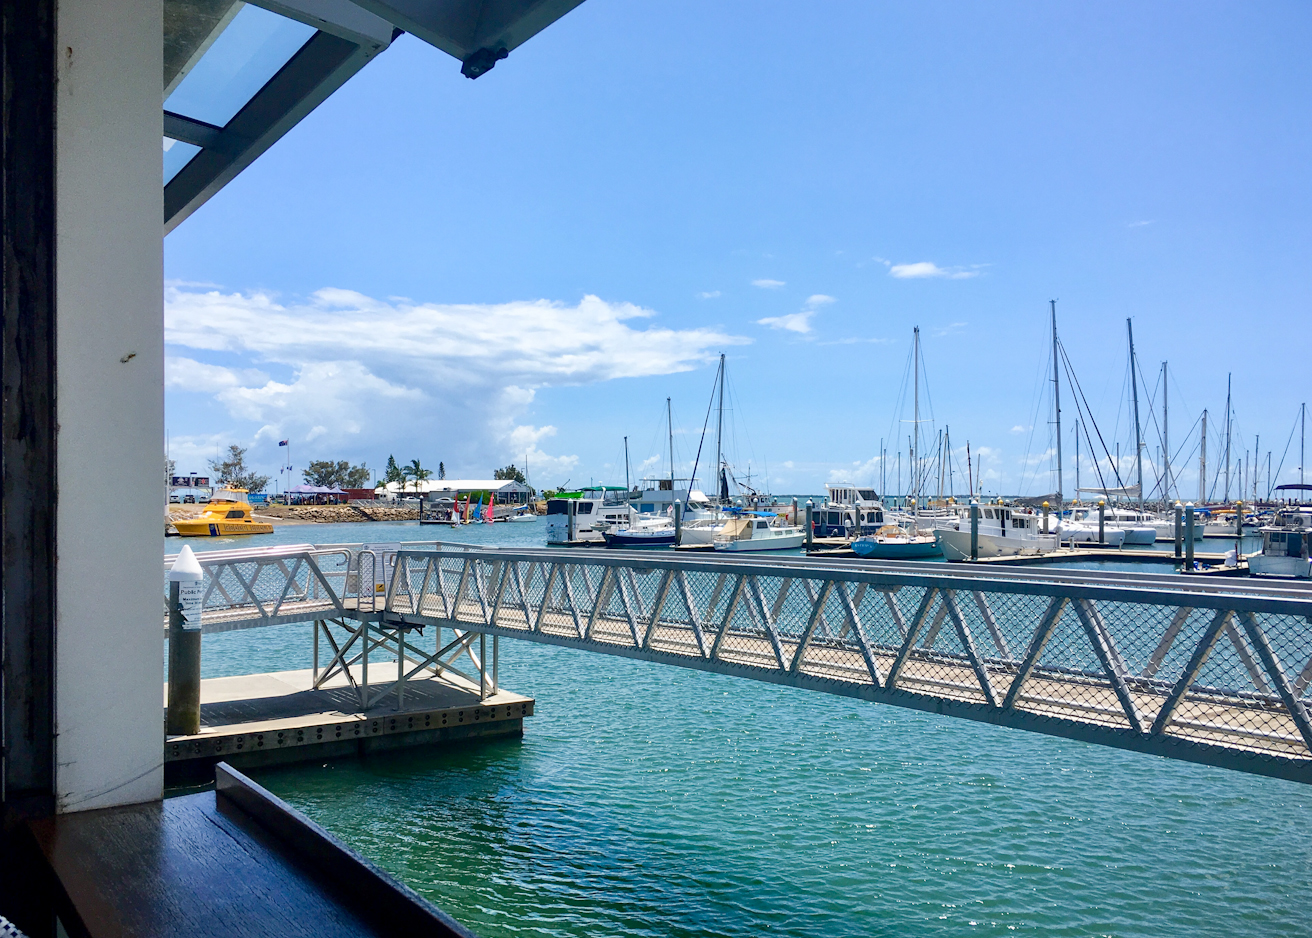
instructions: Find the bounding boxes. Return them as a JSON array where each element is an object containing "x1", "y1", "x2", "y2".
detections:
[{"x1": 164, "y1": 1, "x2": 1312, "y2": 500}]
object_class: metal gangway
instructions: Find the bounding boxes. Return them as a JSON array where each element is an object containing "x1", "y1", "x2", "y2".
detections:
[{"x1": 166, "y1": 543, "x2": 1312, "y2": 783}]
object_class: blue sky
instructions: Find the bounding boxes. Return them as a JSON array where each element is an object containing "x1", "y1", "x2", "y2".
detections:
[{"x1": 165, "y1": 1, "x2": 1312, "y2": 499}]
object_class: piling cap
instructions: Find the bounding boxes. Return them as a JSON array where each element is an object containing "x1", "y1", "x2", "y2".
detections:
[
  {"x1": 168, "y1": 544, "x2": 204, "y2": 582},
  {"x1": 1042, "y1": 501, "x2": 1049, "y2": 508}
]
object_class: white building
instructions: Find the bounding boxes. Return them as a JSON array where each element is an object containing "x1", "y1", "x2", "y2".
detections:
[{"x1": 377, "y1": 478, "x2": 534, "y2": 505}]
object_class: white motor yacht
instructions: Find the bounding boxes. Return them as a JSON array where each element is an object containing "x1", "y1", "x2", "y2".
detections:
[
  {"x1": 934, "y1": 504, "x2": 1059, "y2": 560},
  {"x1": 1248, "y1": 508, "x2": 1312, "y2": 578},
  {"x1": 713, "y1": 516, "x2": 805, "y2": 552}
]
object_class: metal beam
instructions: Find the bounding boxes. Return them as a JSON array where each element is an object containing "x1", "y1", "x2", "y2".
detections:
[{"x1": 164, "y1": 28, "x2": 392, "y2": 232}]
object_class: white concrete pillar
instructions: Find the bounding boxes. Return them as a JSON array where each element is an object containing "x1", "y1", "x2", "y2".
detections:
[{"x1": 55, "y1": 0, "x2": 164, "y2": 811}]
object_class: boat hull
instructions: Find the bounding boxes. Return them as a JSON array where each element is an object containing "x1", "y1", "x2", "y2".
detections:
[
  {"x1": 1059, "y1": 525, "x2": 1127, "y2": 547},
  {"x1": 935, "y1": 528, "x2": 1058, "y2": 561},
  {"x1": 172, "y1": 519, "x2": 273, "y2": 536},
  {"x1": 713, "y1": 532, "x2": 805, "y2": 552},
  {"x1": 603, "y1": 530, "x2": 676, "y2": 548},
  {"x1": 1248, "y1": 554, "x2": 1312, "y2": 578},
  {"x1": 850, "y1": 538, "x2": 941, "y2": 559}
]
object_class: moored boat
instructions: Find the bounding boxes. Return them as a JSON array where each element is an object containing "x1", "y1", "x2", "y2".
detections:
[
  {"x1": 933, "y1": 504, "x2": 1058, "y2": 560},
  {"x1": 171, "y1": 487, "x2": 274, "y2": 536},
  {"x1": 713, "y1": 515, "x2": 805, "y2": 552},
  {"x1": 1248, "y1": 508, "x2": 1312, "y2": 579},
  {"x1": 851, "y1": 524, "x2": 941, "y2": 559}
]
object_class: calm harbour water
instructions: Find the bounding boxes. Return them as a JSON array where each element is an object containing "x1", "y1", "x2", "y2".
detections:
[{"x1": 173, "y1": 520, "x2": 1309, "y2": 937}]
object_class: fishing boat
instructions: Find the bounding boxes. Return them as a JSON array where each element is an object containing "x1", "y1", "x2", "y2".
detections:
[
  {"x1": 933, "y1": 504, "x2": 1058, "y2": 560},
  {"x1": 508, "y1": 508, "x2": 537, "y2": 522},
  {"x1": 1247, "y1": 507, "x2": 1312, "y2": 578},
  {"x1": 171, "y1": 487, "x2": 274, "y2": 537},
  {"x1": 712, "y1": 515, "x2": 805, "y2": 552}
]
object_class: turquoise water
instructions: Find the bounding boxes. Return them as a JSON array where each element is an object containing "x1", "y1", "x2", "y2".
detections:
[{"x1": 176, "y1": 520, "x2": 1312, "y2": 937}]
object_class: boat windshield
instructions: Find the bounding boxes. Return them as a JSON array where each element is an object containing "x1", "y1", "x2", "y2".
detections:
[{"x1": 210, "y1": 487, "x2": 249, "y2": 503}]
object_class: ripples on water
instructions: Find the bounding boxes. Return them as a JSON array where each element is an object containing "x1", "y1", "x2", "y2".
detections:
[
  {"x1": 226, "y1": 633, "x2": 1310, "y2": 938},
  {"x1": 180, "y1": 522, "x2": 1310, "y2": 936}
]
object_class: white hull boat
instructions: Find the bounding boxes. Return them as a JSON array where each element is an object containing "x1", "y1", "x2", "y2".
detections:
[
  {"x1": 713, "y1": 517, "x2": 805, "y2": 552},
  {"x1": 1057, "y1": 522, "x2": 1127, "y2": 547},
  {"x1": 1249, "y1": 509, "x2": 1312, "y2": 579},
  {"x1": 936, "y1": 528, "x2": 1059, "y2": 561}
]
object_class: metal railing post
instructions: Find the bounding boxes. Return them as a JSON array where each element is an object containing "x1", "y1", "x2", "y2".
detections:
[
  {"x1": 1185, "y1": 503, "x2": 1196, "y2": 572},
  {"x1": 480, "y1": 632, "x2": 487, "y2": 701}
]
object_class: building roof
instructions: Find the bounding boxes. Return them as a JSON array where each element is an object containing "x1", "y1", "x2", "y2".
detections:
[{"x1": 379, "y1": 479, "x2": 531, "y2": 494}]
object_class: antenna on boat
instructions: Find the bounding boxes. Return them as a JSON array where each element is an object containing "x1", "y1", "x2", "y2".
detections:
[
  {"x1": 1051, "y1": 300, "x2": 1063, "y2": 510},
  {"x1": 1127, "y1": 318, "x2": 1144, "y2": 514}
]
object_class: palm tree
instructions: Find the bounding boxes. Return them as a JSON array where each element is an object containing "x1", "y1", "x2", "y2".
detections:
[{"x1": 404, "y1": 458, "x2": 432, "y2": 492}]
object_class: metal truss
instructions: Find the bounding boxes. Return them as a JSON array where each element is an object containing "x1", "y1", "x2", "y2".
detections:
[
  {"x1": 380, "y1": 548, "x2": 1312, "y2": 784},
  {"x1": 164, "y1": 543, "x2": 1312, "y2": 783}
]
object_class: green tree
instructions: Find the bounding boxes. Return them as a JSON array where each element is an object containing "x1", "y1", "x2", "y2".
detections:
[
  {"x1": 384, "y1": 455, "x2": 405, "y2": 484},
  {"x1": 208, "y1": 444, "x2": 270, "y2": 493},
  {"x1": 405, "y1": 459, "x2": 432, "y2": 484},
  {"x1": 494, "y1": 464, "x2": 526, "y2": 484},
  {"x1": 438, "y1": 461, "x2": 445, "y2": 480},
  {"x1": 303, "y1": 460, "x2": 371, "y2": 489}
]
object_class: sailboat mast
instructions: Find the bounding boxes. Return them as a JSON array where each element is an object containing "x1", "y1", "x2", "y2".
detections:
[
  {"x1": 624, "y1": 436, "x2": 630, "y2": 492},
  {"x1": 1224, "y1": 374, "x2": 1232, "y2": 502},
  {"x1": 714, "y1": 353, "x2": 725, "y2": 501},
  {"x1": 1052, "y1": 300, "x2": 1063, "y2": 508},
  {"x1": 1127, "y1": 318, "x2": 1144, "y2": 513},
  {"x1": 1162, "y1": 361, "x2": 1170, "y2": 503},
  {"x1": 666, "y1": 397, "x2": 674, "y2": 492},
  {"x1": 912, "y1": 326, "x2": 920, "y2": 523},
  {"x1": 1301, "y1": 402, "x2": 1306, "y2": 491},
  {"x1": 1200, "y1": 409, "x2": 1208, "y2": 503},
  {"x1": 1075, "y1": 422, "x2": 1080, "y2": 497}
]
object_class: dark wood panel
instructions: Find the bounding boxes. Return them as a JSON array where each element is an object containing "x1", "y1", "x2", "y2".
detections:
[{"x1": 28, "y1": 763, "x2": 477, "y2": 938}]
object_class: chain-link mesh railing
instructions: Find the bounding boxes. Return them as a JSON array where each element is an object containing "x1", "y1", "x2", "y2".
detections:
[{"x1": 382, "y1": 548, "x2": 1312, "y2": 783}]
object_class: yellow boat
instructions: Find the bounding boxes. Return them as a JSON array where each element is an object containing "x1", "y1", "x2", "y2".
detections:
[{"x1": 172, "y1": 487, "x2": 274, "y2": 536}]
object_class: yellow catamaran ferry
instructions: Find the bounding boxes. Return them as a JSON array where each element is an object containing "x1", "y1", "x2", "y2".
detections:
[{"x1": 172, "y1": 487, "x2": 274, "y2": 536}]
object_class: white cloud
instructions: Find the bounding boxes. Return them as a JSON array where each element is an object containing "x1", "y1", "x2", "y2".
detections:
[
  {"x1": 752, "y1": 279, "x2": 786, "y2": 289},
  {"x1": 755, "y1": 293, "x2": 835, "y2": 335},
  {"x1": 165, "y1": 285, "x2": 748, "y2": 482},
  {"x1": 1010, "y1": 424, "x2": 1030, "y2": 434},
  {"x1": 888, "y1": 261, "x2": 979, "y2": 280},
  {"x1": 934, "y1": 322, "x2": 968, "y2": 337},
  {"x1": 756, "y1": 311, "x2": 814, "y2": 333},
  {"x1": 697, "y1": 290, "x2": 721, "y2": 299},
  {"x1": 1128, "y1": 220, "x2": 1153, "y2": 228}
]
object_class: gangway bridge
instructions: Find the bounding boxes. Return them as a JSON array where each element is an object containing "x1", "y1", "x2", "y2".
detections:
[{"x1": 165, "y1": 542, "x2": 1312, "y2": 784}]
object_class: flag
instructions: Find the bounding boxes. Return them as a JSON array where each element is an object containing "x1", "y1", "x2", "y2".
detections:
[{"x1": 278, "y1": 439, "x2": 289, "y2": 446}]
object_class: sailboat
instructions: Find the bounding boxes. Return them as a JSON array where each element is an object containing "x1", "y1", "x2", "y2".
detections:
[
  {"x1": 605, "y1": 398, "x2": 679, "y2": 547},
  {"x1": 852, "y1": 327, "x2": 940, "y2": 559}
]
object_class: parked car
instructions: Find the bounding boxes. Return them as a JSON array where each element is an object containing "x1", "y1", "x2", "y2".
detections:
[
  {"x1": 168, "y1": 494, "x2": 180, "y2": 504},
  {"x1": 183, "y1": 494, "x2": 195, "y2": 503}
]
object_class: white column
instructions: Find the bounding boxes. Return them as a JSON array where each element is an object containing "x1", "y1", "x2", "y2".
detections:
[{"x1": 55, "y1": 0, "x2": 164, "y2": 811}]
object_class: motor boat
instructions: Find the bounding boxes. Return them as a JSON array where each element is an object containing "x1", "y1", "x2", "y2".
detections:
[
  {"x1": 171, "y1": 487, "x2": 274, "y2": 537},
  {"x1": 1248, "y1": 508, "x2": 1312, "y2": 578},
  {"x1": 713, "y1": 516, "x2": 805, "y2": 552},
  {"x1": 603, "y1": 513, "x2": 677, "y2": 548},
  {"x1": 933, "y1": 504, "x2": 1058, "y2": 560}
]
